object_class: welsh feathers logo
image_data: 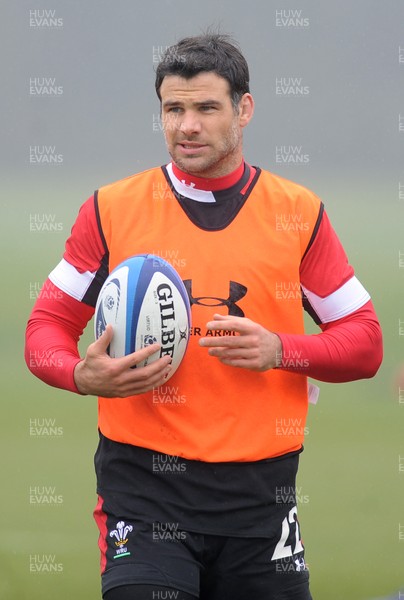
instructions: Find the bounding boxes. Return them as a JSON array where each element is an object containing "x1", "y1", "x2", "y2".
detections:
[{"x1": 110, "y1": 520, "x2": 133, "y2": 559}]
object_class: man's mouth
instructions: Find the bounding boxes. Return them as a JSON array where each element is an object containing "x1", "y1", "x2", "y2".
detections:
[
  {"x1": 179, "y1": 142, "x2": 206, "y2": 148},
  {"x1": 177, "y1": 142, "x2": 207, "y2": 154}
]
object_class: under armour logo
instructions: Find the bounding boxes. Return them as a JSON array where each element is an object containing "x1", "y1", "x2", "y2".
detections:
[
  {"x1": 183, "y1": 280, "x2": 247, "y2": 317},
  {"x1": 295, "y1": 557, "x2": 307, "y2": 572}
]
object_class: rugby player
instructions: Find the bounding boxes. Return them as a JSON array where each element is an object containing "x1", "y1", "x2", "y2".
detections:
[{"x1": 25, "y1": 33, "x2": 383, "y2": 599}]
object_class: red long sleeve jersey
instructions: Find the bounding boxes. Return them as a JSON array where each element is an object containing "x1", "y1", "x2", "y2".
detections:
[{"x1": 25, "y1": 163, "x2": 382, "y2": 394}]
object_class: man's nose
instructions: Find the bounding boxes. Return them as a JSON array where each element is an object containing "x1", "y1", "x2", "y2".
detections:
[{"x1": 179, "y1": 111, "x2": 202, "y2": 136}]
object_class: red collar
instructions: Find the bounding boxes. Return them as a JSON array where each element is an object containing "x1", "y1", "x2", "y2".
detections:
[{"x1": 171, "y1": 161, "x2": 245, "y2": 191}]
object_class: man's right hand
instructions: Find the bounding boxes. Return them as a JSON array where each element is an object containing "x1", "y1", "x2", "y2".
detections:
[{"x1": 74, "y1": 325, "x2": 172, "y2": 397}]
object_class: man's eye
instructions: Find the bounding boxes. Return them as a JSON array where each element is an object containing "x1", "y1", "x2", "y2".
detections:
[{"x1": 167, "y1": 107, "x2": 182, "y2": 113}]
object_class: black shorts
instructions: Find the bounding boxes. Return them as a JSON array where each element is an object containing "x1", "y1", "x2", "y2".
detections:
[{"x1": 93, "y1": 433, "x2": 312, "y2": 599}]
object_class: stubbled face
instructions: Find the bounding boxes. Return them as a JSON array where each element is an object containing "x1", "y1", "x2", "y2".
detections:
[{"x1": 160, "y1": 72, "x2": 253, "y2": 178}]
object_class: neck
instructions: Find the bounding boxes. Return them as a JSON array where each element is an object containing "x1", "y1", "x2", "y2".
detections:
[{"x1": 171, "y1": 160, "x2": 245, "y2": 191}]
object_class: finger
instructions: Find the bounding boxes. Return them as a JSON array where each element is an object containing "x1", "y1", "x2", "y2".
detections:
[
  {"x1": 211, "y1": 313, "x2": 232, "y2": 321},
  {"x1": 206, "y1": 347, "x2": 262, "y2": 370},
  {"x1": 205, "y1": 316, "x2": 248, "y2": 333},
  {"x1": 217, "y1": 357, "x2": 257, "y2": 369},
  {"x1": 199, "y1": 335, "x2": 250, "y2": 348},
  {"x1": 93, "y1": 324, "x2": 114, "y2": 353},
  {"x1": 119, "y1": 358, "x2": 173, "y2": 395},
  {"x1": 208, "y1": 346, "x2": 256, "y2": 359},
  {"x1": 121, "y1": 343, "x2": 166, "y2": 369},
  {"x1": 132, "y1": 354, "x2": 173, "y2": 377},
  {"x1": 122, "y1": 353, "x2": 173, "y2": 384},
  {"x1": 136, "y1": 366, "x2": 173, "y2": 392},
  {"x1": 200, "y1": 337, "x2": 234, "y2": 348}
]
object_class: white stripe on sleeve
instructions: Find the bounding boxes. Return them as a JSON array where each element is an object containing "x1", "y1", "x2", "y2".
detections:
[
  {"x1": 48, "y1": 258, "x2": 96, "y2": 301},
  {"x1": 301, "y1": 276, "x2": 370, "y2": 324}
]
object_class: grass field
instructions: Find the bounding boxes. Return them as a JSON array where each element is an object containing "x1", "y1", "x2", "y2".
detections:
[{"x1": 1, "y1": 177, "x2": 403, "y2": 599}]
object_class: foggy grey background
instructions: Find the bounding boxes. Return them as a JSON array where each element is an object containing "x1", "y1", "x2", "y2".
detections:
[{"x1": 2, "y1": 0, "x2": 403, "y2": 190}]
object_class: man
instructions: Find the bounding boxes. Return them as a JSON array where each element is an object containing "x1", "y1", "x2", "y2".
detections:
[{"x1": 25, "y1": 34, "x2": 383, "y2": 599}]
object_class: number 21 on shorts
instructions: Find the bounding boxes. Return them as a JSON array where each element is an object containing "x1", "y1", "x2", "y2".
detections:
[{"x1": 271, "y1": 505, "x2": 304, "y2": 560}]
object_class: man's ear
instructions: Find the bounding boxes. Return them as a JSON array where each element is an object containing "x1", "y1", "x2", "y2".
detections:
[{"x1": 238, "y1": 93, "x2": 254, "y2": 128}]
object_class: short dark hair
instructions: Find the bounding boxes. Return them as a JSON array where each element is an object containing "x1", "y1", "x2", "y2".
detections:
[{"x1": 155, "y1": 33, "x2": 250, "y2": 110}]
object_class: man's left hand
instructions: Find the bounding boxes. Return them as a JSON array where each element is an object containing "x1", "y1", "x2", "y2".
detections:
[{"x1": 199, "y1": 314, "x2": 282, "y2": 371}]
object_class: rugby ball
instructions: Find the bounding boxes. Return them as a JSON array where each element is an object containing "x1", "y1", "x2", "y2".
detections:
[{"x1": 94, "y1": 254, "x2": 191, "y2": 379}]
